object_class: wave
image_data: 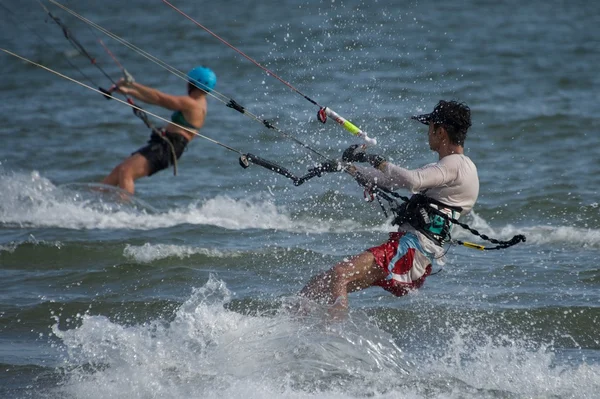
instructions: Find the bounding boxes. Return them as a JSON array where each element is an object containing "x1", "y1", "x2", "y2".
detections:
[
  {"x1": 123, "y1": 243, "x2": 241, "y2": 263},
  {"x1": 2, "y1": 170, "x2": 598, "y2": 248},
  {"x1": 515, "y1": 225, "x2": 600, "y2": 248},
  {"x1": 0, "y1": 170, "x2": 362, "y2": 232},
  {"x1": 50, "y1": 275, "x2": 409, "y2": 398},
  {"x1": 456, "y1": 213, "x2": 600, "y2": 249},
  {"x1": 46, "y1": 276, "x2": 600, "y2": 399},
  {"x1": 0, "y1": 170, "x2": 368, "y2": 232},
  {"x1": 0, "y1": 235, "x2": 63, "y2": 254}
]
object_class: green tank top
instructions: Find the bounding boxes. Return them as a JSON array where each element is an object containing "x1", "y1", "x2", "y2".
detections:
[{"x1": 171, "y1": 110, "x2": 198, "y2": 129}]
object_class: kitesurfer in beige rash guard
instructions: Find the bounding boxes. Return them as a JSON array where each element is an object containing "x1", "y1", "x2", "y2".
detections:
[{"x1": 300, "y1": 100, "x2": 479, "y2": 315}]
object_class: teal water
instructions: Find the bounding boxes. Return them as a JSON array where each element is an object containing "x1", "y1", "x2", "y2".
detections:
[{"x1": 1, "y1": 0, "x2": 599, "y2": 398}]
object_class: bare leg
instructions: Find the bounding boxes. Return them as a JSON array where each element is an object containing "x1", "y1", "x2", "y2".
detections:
[
  {"x1": 101, "y1": 154, "x2": 151, "y2": 195},
  {"x1": 300, "y1": 251, "x2": 388, "y2": 309}
]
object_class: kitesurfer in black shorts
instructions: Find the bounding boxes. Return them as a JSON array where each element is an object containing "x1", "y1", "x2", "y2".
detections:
[{"x1": 101, "y1": 66, "x2": 216, "y2": 194}]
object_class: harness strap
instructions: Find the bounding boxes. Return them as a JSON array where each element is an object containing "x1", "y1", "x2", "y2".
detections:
[
  {"x1": 373, "y1": 187, "x2": 526, "y2": 250},
  {"x1": 153, "y1": 129, "x2": 179, "y2": 176},
  {"x1": 390, "y1": 193, "x2": 461, "y2": 245}
]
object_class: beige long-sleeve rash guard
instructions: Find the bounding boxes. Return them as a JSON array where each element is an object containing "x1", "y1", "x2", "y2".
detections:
[
  {"x1": 354, "y1": 154, "x2": 480, "y2": 262},
  {"x1": 355, "y1": 153, "x2": 479, "y2": 214}
]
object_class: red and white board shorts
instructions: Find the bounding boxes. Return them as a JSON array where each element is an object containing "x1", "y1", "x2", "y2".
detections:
[{"x1": 367, "y1": 231, "x2": 433, "y2": 297}]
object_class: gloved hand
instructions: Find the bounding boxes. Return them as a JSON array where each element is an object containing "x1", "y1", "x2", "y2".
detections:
[
  {"x1": 309, "y1": 159, "x2": 342, "y2": 176},
  {"x1": 342, "y1": 144, "x2": 368, "y2": 163},
  {"x1": 342, "y1": 144, "x2": 386, "y2": 168}
]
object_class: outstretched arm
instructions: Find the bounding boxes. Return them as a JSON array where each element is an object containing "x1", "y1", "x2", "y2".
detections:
[
  {"x1": 380, "y1": 160, "x2": 457, "y2": 192},
  {"x1": 341, "y1": 144, "x2": 459, "y2": 193},
  {"x1": 350, "y1": 160, "x2": 458, "y2": 193},
  {"x1": 116, "y1": 79, "x2": 193, "y2": 111},
  {"x1": 348, "y1": 164, "x2": 395, "y2": 191}
]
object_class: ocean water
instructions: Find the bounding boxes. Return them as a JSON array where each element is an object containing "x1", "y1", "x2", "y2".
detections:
[{"x1": 1, "y1": 0, "x2": 599, "y2": 398}]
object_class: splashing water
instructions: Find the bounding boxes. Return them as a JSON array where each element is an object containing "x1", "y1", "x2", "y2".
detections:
[{"x1": 51, "y1": 275, "x2": 411, "y2": 398}]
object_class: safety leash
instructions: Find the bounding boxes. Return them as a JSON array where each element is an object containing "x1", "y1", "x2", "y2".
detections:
[{"x1": 372, "y1": 187, "x2": 526, "y2": 250}]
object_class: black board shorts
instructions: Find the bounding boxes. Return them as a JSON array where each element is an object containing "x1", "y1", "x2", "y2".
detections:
[{"x1": 133, "y1": 131, "x2": 189, "y2": 176}]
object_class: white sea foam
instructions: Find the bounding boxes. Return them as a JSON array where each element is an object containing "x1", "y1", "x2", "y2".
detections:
[
  {"x1": 420, "y1": 327, "x2": 600, "y2": 398},
  {"x1": 511, "y1": 225, "x2": 600, "y2": 248},
  {"x1": 2, "y1": 170, "x2": 598, "y2": 247},
  {"x1": 459, "y1": 212, "x2": 600, "y2": 248},
  {"x1": 0, "y1": 243, "x2": 18, "y2": 253},
  {"x1": 123, "y1": 243, "x2": 239, "y2": 263},
  {"x1": 0, "y1": 235, "x2": 63, "y2": 254},
  {"x1": 0, "y1": 170, "x2": 362, "y2": 233},
  {"x1": 50, "y1": 276, "x2": 600, "y2": 399},
  {"x1": 51, "y1": 275, "x2": 408, "y2": 399},
  {"x1": 433, "y1": 212, "x2": 600, "y2": 249}
]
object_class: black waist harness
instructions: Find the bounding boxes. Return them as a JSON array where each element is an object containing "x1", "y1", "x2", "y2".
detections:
[
  {"x1": 149, "y1": 130, "x2": 189, "y2": 151},
  {"x1": 391, "y1": 194, "x2": 463, "y2": 246}
]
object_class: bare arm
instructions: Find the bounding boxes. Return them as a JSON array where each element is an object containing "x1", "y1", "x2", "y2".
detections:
[{"x1": 117, "y1": 80, "x2": 193, "y2": 111}]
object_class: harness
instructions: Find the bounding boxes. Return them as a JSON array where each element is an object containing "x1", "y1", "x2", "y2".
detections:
[
  {"x1": 151, "y1": 128, "x2": 181, "y2": 176},
  {"x1": 390, "y1": 193, "x2": 462, "y2": 246},
  {"x1": 372, "y1": 186, "x2": 526, "y2": 251}
]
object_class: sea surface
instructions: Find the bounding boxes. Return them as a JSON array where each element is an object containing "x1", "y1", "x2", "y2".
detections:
[{"x1": 1, "y1": 0, "x2": 599, "y2": 398}]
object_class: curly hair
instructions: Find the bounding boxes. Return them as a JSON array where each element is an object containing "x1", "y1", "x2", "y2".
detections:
[{"x1": 432, "y1": 100, "x2": 472, "y2": 146}]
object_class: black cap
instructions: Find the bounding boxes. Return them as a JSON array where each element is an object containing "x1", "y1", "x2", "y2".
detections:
[
  {"x1": 411, "y1": 106, "x2": 446, "y2": 125},
  {"x1": 411, "y1": 112, "x2": 440, "y2": 125},
  {"x1": 411, "y1": 100, "x2": 471, "y2": 131}
]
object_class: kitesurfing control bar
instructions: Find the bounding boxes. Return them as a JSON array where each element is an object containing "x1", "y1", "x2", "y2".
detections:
[{"x1": 239, "y1": 153, "x2": 325, "y2": 186}]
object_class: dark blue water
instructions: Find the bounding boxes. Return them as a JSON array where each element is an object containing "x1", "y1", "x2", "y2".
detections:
[{"x1": 1, "y1": 0, "x2": 599, "y2": 398}]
